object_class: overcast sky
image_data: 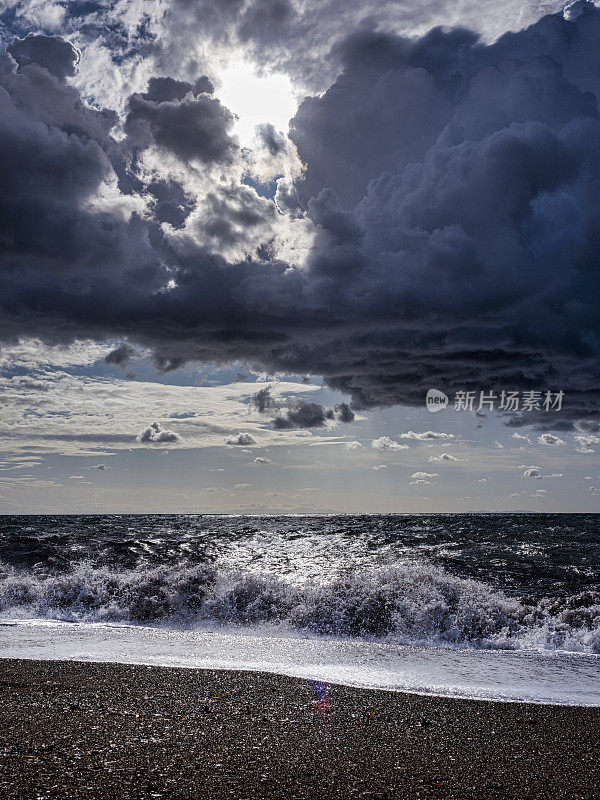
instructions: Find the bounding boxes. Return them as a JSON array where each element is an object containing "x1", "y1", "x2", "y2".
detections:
[{"x1": 0, "y1": 0, "x2": 599, "y2": 513}]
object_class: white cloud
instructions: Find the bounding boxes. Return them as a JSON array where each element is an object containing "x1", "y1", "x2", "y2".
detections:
[
  {"x1": 344, "y1": 441, "x2": 363, "y2": 449},
  {"x1": 138, "y1": 422, "x2": 181, "y2": 444},
  {"x1": 0, "y1": 369, "x2": 318, "y2": 456},
  {"x1": 0, "y1": 338, "x2": 114, "y2": 371},
  {"x1": 372, "y1": 436, "x2": 409, "y2": 450},
  {"x1": 512, "y1": 432, "x2": 531, "y2": 444},
  {"x1": 399, "y1": 431, "x2": 454, "y2": 441},
  {"x1": 226, "y1": 432, "x2": 256, "y2": 446},
  {"x1": 427, "y1": 453, "x2": 461, "y2": 463},
  {"x1": 371, "y1": 464, "x2": 388, "y2": 470},
  {"x1": 409, "y1": 470, "x2": 439, "y2": 485},
  {"x1": 253, "y1": 456, "x2": 272, "y2": 464},
  {"x1": 89, "y1": 463, "x2": 110, "y2": 471},
  {"x1": 575, "y1": 434, "x2": 600, "y2": 453},
  {"x1": 537, "y1": 433, "x2": 565, "y2": 446},
  {"x1": 493, "y1": 440, "x2": 504, "y2": 449},
  {"x1": 522, "y1": 466, "x2": 542, "y2": 479}
]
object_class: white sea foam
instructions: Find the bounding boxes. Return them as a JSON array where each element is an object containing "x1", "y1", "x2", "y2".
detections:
[{"x1": 1, "y1": 560, "x2": 599, "y2": 654}]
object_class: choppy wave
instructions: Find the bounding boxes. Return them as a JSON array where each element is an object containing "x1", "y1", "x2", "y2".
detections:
[{"x1": 1, "y1": 560, "x2": 599, "y2": 654}]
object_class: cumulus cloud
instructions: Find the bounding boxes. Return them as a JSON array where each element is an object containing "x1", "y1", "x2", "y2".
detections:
[
  {"x1": 575, "y1": 434, "x2": 600, "y2": 453},
  {"x1": 344, "y1": 440, "x2": 362, "y2": 449},
  {"x1": 522, "y1": 466, "x2": 542, "y2": 479},
  {"x1": 410, "y1": 470, "x2": 439, "y2": 483},
  {"x1": 89, "y1": 464, "x2": 110, "y2": 471},
  {"x1": 226, "y1": 432, "x2": 257, "y2": 445},
  {"x1": 273, "y1": 399, "x2": 354, "y2": 429},
  {"x1": 334, "y1": 403, "x2": 355, "y2": 423},
  {"x1": 138, "y1": 421, "x2": 182, "y2": 443},
  {"x1": 252, "y1": 386, "x2": 277, "y2": 413},
  {"x1": 512, "y1": 432, "x2": 532, "y2": 444},
  {"x1": 427, "y1": 453, "x2": 460, "y2": 463},
  {"x1": 399, "y1": 431, "x2": 454, "y2": 441},
  {"x1": 253, "y1": 456, "x2": 272, "y2": 463},
  {"x1": 371, "y1": 436, "x2": 409, "y2": 450},
  {"x1": 538, "y1": 433, "x2": 566, "y2": 446},
  {"x1": 274, "y1": 401, "x2": 328, "y2": 429},
  {"x1": 371, "y1": 464, "x2": 388, "y2": 470}
]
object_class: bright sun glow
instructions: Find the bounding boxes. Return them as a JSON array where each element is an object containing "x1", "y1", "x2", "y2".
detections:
[{"x1": 218, "y1": 61, "x2": 298, "y2": 147}]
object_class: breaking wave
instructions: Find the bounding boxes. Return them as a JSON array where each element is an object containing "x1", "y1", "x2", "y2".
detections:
[{"x1": 1, "y1": 560, "x2": 599, "y2": 654}]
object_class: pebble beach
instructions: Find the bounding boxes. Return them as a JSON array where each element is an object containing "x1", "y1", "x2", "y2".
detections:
[{"x1": 0, "y1": 659, "x2": 598, "y2": 799}]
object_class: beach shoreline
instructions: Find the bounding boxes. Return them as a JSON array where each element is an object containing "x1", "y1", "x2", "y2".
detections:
[{"x1": 0, "y1": 659, "x2": 598, "y2": 799}]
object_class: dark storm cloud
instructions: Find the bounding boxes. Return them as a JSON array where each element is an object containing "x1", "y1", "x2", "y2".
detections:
[
  {"x1": 252, "y1": 386, "x2": 277, "y2": 413},
  {"x1": 187, "y1": 183, "x2": 276, "y2": 249},
  {"x1": 142, "y1": 76, "x2": 214, "y2": 103},
  {"x1": 147, "y1": 180, "x2": 196, "y2": 228},
  {"x1": 252, "y1": 388, "x2": 354, "y2": 428},
  {"x1": 0, "y1": 42, "x2": 162, "y2": 328},
  {"x1": 104, "y1": 343, "x2": 137, "y2": 367},
  {"x1": 2, "y1": 9, "x2": 600, "y2": 426},
  {"x1": 7, "y1": 34, "x2": 80, "y2": 81},
  {"x1": 283, "y1": 6, "x2": 600, "y2": 417},
  {"x1": 335, "y1": 403, "x2": 355, "y2": 423},
  {"x1": 273, "y1": 401, "x2": 328, "y2": 429},
  {"x1": 256, "y1": 123, "x2": 287, "y2": 156},
  {"x1": 124, "y1": 76, "x2": 237, "y2": 164}
]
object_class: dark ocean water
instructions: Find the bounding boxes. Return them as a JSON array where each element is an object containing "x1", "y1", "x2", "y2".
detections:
[{"x1": 0, "y1": 514, "x2": 599, "y2": 653}]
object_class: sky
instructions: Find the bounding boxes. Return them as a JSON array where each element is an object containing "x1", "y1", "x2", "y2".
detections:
[{"x1": 0, "y1": 0, "x2": 599, "y2": 513}]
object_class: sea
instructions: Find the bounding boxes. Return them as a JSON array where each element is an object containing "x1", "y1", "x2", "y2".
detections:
[{"x1": 1, "y1": 513, "x2": 599, "y2": 706}]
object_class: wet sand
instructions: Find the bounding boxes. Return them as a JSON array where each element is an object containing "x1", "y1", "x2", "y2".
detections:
[{"x1": 0, "y1": 658, "x2": 598, "y2": 799}]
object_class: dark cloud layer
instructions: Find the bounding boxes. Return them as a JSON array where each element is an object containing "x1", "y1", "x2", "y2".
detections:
[{"x1": 1, "y1": 8, "x2": 600, "y2": 426}]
